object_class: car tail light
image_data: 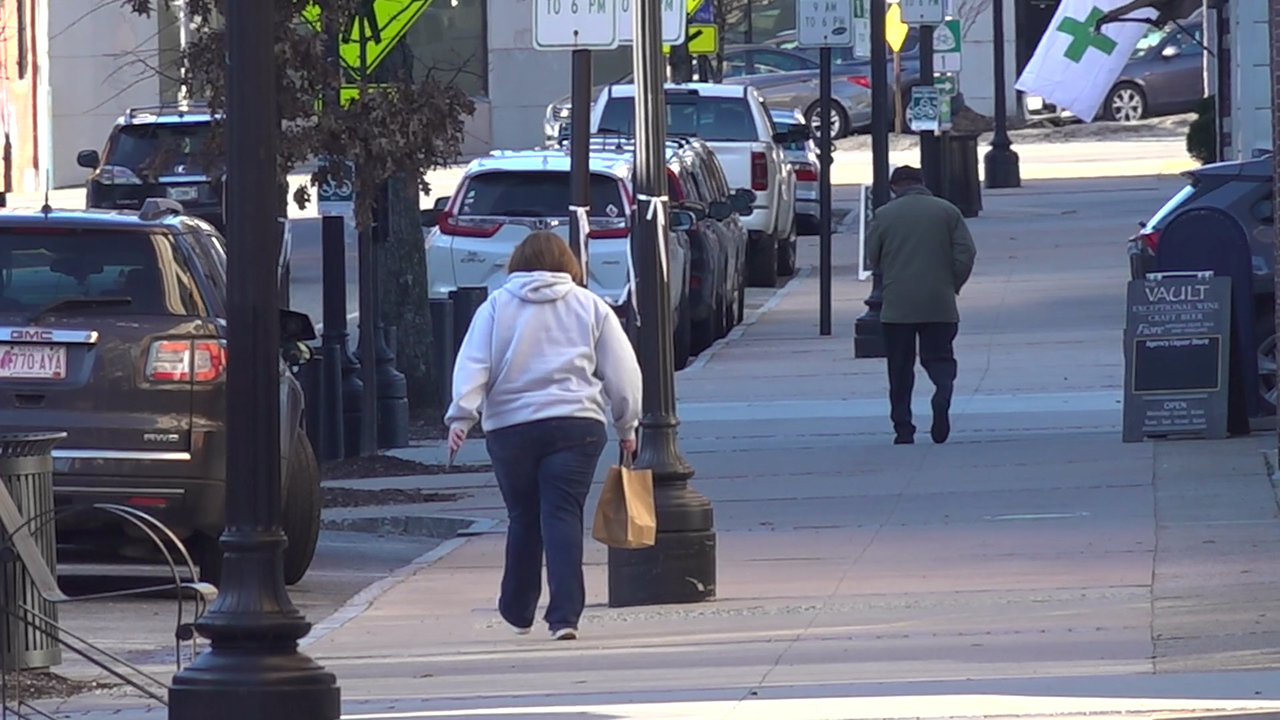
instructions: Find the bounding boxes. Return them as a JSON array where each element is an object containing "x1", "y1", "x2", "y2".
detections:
[
  {"x1": 96, "y1": 165, "x2": 144, "y2": 185},
  {"x1": 127, "y1": 496, "x2": 170, "y2": 509},
  {"x1": 793, "y1": 163, "x2": 818, "y2": 182},
  {"x1": 1140, "y1": 230, "x2": 1161, "y2": 252},
  {"x1": 666, "y1": 168, "x2": 685, "y2": 201},
  {"x1": 751, "y1": 152, "x2": 768, "y2": 191},
  {"x1": 146, "y1": 339, "x2": 227, "y2": 383},
  {"x1": 588, "y1": 219, "x2": 630, "y2": 239},
  {"x1": 438, "y1": 210, "x2": 501, "y2": 238},
  {"x1": 847, "y1": 76, "x2": 871, "y2": 88}
]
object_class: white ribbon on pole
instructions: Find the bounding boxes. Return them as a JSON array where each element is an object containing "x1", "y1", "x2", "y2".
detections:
[
  {"x1": 568, "y1": 204, "x2": 591, "y2": 283},
  {"x1": 637, "y1": 193, "x2": 669, "y2": 284}
]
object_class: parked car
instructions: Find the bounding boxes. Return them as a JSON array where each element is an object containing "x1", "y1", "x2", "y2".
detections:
[
  {"x1": 769, "y1": 107, "x2": 821, "y2": 236},
  {"x1": 592, "y1": 82, "x2": 797, "y2": 288},
  {"x1": 722, "y1": 60, "x2": 872, "y2": 139},
  {"x1": 1103, "y1": 16, "x2": 1205, "y2": 122},
  {"x1": 77, "y1": 103, "x2": 224, "y2": 231},
  {"x1": 0, "y1": 199, "x2": 322, "y2": 585},
  {"x1": 1127, "y1": 155, "x2": 1275, "y2": 409},
  {"x1": 421, "y1": 150, "x2": 697, "y2": 368},
  {"x1": 764, "y1": 27, "x2": 923, "y2": 116}
]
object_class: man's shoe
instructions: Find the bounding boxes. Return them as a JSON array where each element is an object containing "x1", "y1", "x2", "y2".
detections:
[
  {"x1": 931, "y1": 401, "x2": 951, "y2": 444},
  {"x1": 894, "y1": 434, "x2": 914, "y2": 445},
  {"x1": 551, "y1": 627, "x2": 579, "y2": 641}
]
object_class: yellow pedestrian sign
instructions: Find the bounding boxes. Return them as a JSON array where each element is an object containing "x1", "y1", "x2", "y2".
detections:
[
  {"x1": 302, "y1": 0, "x2": 431, "y2": 76},
  {"x1": 885, "y1": 2, "x2": 909, "y2": 53},
  {"x1": 664, "y1": 23, "x2": 718, "y2": 56}
]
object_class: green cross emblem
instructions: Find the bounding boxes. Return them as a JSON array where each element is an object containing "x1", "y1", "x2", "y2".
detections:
[{"x1": 1056, "y1": 7, "x2": 1117, "y2": 63}]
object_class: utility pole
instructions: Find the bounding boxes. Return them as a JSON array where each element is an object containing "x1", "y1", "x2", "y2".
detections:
[
  {"x1": 853, "y1": 0, "x2": 891, "y2": 359},
  {"x1": 168, "y1": 0, "x2": 341, "y2": 714},
  {"x1": 1270, "y1": 0, "x2": 1280, "y2": 453}
]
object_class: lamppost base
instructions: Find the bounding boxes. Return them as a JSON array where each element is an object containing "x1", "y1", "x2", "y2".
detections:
[
  {"x1": 607, "y1": 484, "x2": 716, "y2": 607},
  {"x1": 169, "y1": 651, "x2": 340, "y2": 720},
  {"x1": 983, "y1": 146, "x2": 1021, "y2": 189},
  {"x1": 853, "y1": 315, "x2": 886, "y2": 358}
]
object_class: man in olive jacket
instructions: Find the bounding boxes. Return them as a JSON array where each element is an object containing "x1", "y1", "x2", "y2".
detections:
[{"x1": 866, "y1": 166, "x2": 977, "y2": 445}]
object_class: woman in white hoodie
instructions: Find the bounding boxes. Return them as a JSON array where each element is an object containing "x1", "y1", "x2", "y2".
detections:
[{"x1": 446, "y1": 231, "x2": 643, "y2": 640}]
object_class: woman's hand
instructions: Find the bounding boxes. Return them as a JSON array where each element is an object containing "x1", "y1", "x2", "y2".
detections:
[
  {"x1": 620, "y1": 437, "x2": 637, "y2": 455},
  {"x1": 448, "y1": 426, "x2": 467, "y2": 453}
]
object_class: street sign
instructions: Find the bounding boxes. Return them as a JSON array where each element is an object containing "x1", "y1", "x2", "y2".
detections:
[
  {"x1": 797, "y1": 0, "x2": 856, "y2": 47},
  {"x1": 907, "y1": 85, "x2": 940, "y2": 132},
  {"x1": 301, "y1": 0, "x2": 431, "y2": 76},
  {"x1": 852, "y1": 0, "x2": 871, "y2": 59},
  {"x1": 885, "y1": 3, "x2": 909, "y2": 53},
  {"x1": 534, "y1": 0, "x2": 620, "y2": 51},
  {"x1": 665, "y1": 23, "x2": 717, "y2": 55},
  {"x1": 938, "y1": 94, "x2": 952, "y2": 131},
  {"x1": 618, "y1": 0, "x2": 687, "y2": 46},
  {"x1": 317, "y1": 156, "x2": 355, "y2": 217},
  {"x1": 934, "y1": 17, "x2": 962, "y2": 72},
  {"x1": 933, "y1": 72, "x2": 957, "y2": 97},
  {"x1": 899, "y1": 0, "x2": 944, "y2": 24}
]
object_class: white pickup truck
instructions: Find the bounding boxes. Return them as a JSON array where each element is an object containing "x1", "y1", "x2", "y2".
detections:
[{"x1": 590, "y1": 82, "x2": 797, "y2": 287}]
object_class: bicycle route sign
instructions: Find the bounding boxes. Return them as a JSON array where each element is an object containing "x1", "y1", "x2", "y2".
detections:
[
  {"x1": 534, "y1": 0, "x2": 620, "y2": 50},
  {"x1": 907, "y1": 85, "x2": 940, "y2": 132},
  {"x1": 317, "y1": 156, "x2": 355, "y2": 217}
]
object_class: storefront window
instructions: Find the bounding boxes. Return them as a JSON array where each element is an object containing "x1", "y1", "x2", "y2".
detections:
[{"x1": 385, "y1": 0, "x2": 488, "y2": 97}]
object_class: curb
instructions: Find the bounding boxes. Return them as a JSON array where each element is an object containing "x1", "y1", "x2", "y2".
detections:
[
  {"x1": 685, "y1": 266, "x2": 812, "y2": 373},
  {"x1": 299, "y1": 515, "x2": 499, "y2": 648}
]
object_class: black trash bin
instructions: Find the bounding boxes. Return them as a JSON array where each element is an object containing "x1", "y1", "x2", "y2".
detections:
[
  {"x1": 0, "y1": 431, "x2": 65, "y2": 670},
  {"x1": 450, "y1": 287, "x2": 489, "y2": 355},
  {"x1": 940, "y1": 134, "x2": 983, "y2": 218}
]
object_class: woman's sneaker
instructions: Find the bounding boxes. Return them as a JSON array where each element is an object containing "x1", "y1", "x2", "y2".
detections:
[
  {"x1": 551, "y1": 627, "x2": 578, "y2": 641},
  {"x1": 497, "y1": 594, "x2": 531, "y2": 635}
]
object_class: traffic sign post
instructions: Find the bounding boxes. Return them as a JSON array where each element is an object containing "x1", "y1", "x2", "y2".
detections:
[
  {"x1": 533, "y1": 0, "x2": 621, "y2": 50},
  {"x1": 317, "y1": 156, "x2": 356, "y2": 218},
  {"x1": 899, "y1": 0, "x2": 943, "y2": 24},
  {"x1": 797, "y1": 0, "x2": 854, "y2": 338},
  {"x1": 908, "y1": 86, "x2": 941, "y2": 132},
  {"x1": 933, "y1": 73, "x2": 957, "y2": 97},
  {"x1": 852, "y1": 0, "x2": 871, "y2": 59},
  {"x1": 933, "y1": 17, "x2": 961, "y2": 73},
  {"x1": 619, "y1": 0, "x2": 687, "y2": 45}
]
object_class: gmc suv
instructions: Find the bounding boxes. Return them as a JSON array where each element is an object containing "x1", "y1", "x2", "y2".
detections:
[{"x1": 0, "y1": 200, "x2": 320, "y2": 584}]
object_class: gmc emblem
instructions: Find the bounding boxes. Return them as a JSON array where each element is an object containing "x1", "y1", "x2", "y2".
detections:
[{"x1": 10, "y1": 329, "x2": 53, "y2": 342}]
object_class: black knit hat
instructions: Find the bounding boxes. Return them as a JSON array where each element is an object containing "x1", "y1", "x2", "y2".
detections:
[{"x1": 890, "y1": 165, "x2": 924, "y2": 185}]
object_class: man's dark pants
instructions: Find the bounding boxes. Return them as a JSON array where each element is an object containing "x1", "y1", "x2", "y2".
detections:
[
  {"x1": 486, "y1": 417, "x2": 607, "y2": 633},
  {"x1": 881, "y1": 322, "x2": 958, "y2": 439}
]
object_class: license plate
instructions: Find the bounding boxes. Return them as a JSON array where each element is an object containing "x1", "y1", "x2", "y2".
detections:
[
  {"x1": 1025, "y1": 95, "x2": 1045, "y2": 111},
  {"x1": 0, "y1": 344, "x2": 66, "y2": 379},
  {"x1": 167, "y1": 186, "x2": 199, "y2": 201}
]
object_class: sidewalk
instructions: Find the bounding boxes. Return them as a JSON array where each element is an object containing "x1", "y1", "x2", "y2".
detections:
[{"x1": 39, "y1": 174, "x2": 1280, "y2": 720}]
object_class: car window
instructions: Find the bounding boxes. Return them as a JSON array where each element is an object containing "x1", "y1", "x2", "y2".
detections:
[
  {"x1": 457, "y1": 171, "x2": 626, "y2": 219},
  {"x1": 104, "y1": 122, "x2": 213, "y2": 177},
  {"x1": 1165, "y1": 25, "x2": 1204, "y2": 56},
  {"x1": 1144, "y1": 184, "x2": 1197, "y2": 232},
  {"x1": 600, "y1": 94, "x2": 759, "y2": 142},
  {"x1": 724, "y1": 58, "x2": 788, "y2": 78},
  {"x1": 0, "y1": 229, "x2": 207, "y2": 316},
  {"x1": 752, "y1": 50, "x2": 817, "y2": 72},
  {"x1": 772, "y1": 118, "x2": 809, "y2": 151},
  {"x1": 1132, "y1": 26, "x2": 1167, "y2": 59}
]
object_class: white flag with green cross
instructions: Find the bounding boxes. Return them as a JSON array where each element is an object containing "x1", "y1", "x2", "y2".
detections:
[{"x1": 1014, "y1": 0, "x2": 1157, "y2": 122}]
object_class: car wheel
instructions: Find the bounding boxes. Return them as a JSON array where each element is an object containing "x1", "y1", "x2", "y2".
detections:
[
  {"x1": 747, "y1": 234, "x2": 778, "y2": 287},
  {"x1": 777, "y1": 221, "x2": 798, "y2": 278},
  {"x1": 736, "y1": 273, "x2": 746, "y2": 324},
  {"x1": 806, "y1": 102, "x2": 849, "y2": 140},
  {"x1": 672, "y1": 300, "x2": 692, "y2": 371},
  {"x1": 691, "y1": 294, "x2": 717, "y2": 355},
  {"x1": 1104, "y1": 83, "x2": 1146, "y2": 123},
  {"x1": 1257, "y1": 309, "x2": 1277, "y2": 413},
  {"x1": 282, "y1": 432, "x2": 323, "y2": 585}
]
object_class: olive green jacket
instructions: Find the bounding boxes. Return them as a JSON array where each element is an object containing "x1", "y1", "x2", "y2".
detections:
[{"x1": 866, "y1": 186, "x2": 977, "y2": 324}]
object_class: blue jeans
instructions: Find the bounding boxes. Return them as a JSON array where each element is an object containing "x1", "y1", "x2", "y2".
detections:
[{"x1": 486, "y1": 417, "x2": 607, "y2": 632}]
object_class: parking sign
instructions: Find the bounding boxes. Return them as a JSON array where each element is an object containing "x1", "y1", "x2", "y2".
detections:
[
  {"x1": 618, "y1": 0, "x2": 687, "y2": 45},
  {"x1": 797, "y1": 0, "x2": 856, "y2": 47},
  {"x1": 899, "y1": 0, "x2": 944, "y2": 24},
  {"x1": 534, "y1": 0, "x2": 620, "y2": 51}
]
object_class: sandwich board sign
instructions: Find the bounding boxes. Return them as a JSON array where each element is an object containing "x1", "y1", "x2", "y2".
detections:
[{"x1": 1122, "y1": 272, "x2": 1232, "y2": 442}]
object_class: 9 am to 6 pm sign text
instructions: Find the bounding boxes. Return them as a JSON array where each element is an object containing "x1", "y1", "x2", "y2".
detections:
[{"x1": 534, "y1": 0, "x2": 620, "y2": 50}]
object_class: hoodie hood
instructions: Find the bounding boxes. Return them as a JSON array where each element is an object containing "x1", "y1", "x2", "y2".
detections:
[{"x1": 504, "y1": 271, "x2": 576, "y2": 303}]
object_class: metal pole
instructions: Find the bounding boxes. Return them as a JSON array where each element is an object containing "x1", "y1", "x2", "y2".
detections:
[
  {"x1": 853, "y1": 0, "x2": 890, "y2": 359},
  {"x1": 918, "y1": 24, "x2": 940, "y2": 194},
  {"x1": 355, "y1": 5, "x2": 379, "y2": 456},
  {"x1": 1271, "y1": 0, "x2": 1280, "y2": 455},
  {"x1": 319, "y1": 215, "x2": 350, "y2": 463},
  {"x1": 569, "y1": 48, "x2": 592, "y2": 281},
  {"x1": 168, "y1": 0, "x2": 341, "y2": 712},
  {"x1": 607, "y1": 0, "x2": 715, "y2": 609},
  {"x1": 818, "y1": 45, "x2": 832, "y2": 337},
  {"x1": 984, "y1": 0, "x2": 1021, "y2": 188},
  {"x1": 371, "y1": 179, "x2": 408, "y2": 449}
]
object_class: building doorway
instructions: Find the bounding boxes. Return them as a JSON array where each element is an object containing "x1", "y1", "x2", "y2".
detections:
[{"x1": 1016, "y1": 0, "x2": 1060, "y2": 73}]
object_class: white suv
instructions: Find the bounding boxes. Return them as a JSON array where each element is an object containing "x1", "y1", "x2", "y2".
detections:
[
  {"x1": 422, "y1": 150, "x2": 697, "y2": 368},
  {"x1": 590, "y1": 82, "x2": 797, "y2": 287}
]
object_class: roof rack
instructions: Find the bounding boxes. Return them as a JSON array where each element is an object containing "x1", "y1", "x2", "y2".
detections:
[{"x1": 125, "y1": 100, "x2": 213, "y2": 123}]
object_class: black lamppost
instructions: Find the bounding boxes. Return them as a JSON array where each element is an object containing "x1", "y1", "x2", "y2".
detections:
[
  {"x1": 168, "y1": 0, "x2": 341, "y2": 717},
  {"x1": 607, "y1": 0, "x2": 716, "y2": 608},
  {"x1": 984, "y1": 0, "x2": 1021, "y2": 189},
  {"x1": 853, "y1": 0, "x2": 892, "y2": 360}
]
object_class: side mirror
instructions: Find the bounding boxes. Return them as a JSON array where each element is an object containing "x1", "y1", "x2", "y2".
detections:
[
  {"x1": 677, "y1": 200, "x2": 708, "y2": 220},
  {"x1": 670, "y1": 209, "x2": 697, "y2": 232},
  {"x1": 280, "y1": 309, "x2": 317, "y2": 344},
  {"x1": 77, "y1": 150, "x2": 100, "y2": 169},
  {"x1": 433, "y1": 196, "x2": 450, "y2": 210},
  {"x1": 1161, "y1": 44, "x2": 1181, "y2": 59},
  {"x1": 708, "y1": 200, "x2": 733, "y2": 221},
  {"x1": 735, "y1": 188, "x2": 758, "y2": 204},
  {"x1": 421, "y1": 209, "x2": 442, "y2": 228},
  {"x1": 730, "y1": 189, "x2": 755, "y2": 215}
]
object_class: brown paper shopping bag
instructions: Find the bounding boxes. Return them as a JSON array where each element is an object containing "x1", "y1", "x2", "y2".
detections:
[{"x1": 591, "y1": 455, "x2": 656, "y2": 549}]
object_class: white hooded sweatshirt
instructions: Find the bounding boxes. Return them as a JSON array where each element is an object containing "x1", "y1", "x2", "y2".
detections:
[{"x1": 446, "y1": 271, "x2": 643, "y2": 440}]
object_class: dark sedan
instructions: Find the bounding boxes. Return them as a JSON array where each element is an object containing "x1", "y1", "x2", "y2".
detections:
[{"x1": 1102, "y1": 18, "x2": 1205, "y2": 122}]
